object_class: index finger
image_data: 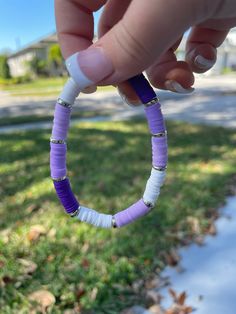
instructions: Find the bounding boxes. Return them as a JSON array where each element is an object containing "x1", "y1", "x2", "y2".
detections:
[{"x1": 55, "y1": 0, "x2": 106, "y2": 58}]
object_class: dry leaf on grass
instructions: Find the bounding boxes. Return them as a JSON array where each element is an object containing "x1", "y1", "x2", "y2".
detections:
[
  {"x1": 207, "y1": 221, "x2": 217, "y2": 236},
  {"x1": 166, "y1": 288, "x2": 193, "y2": 314},
  {"x1": 149, "y1": 304, "x2": 165, "y2": 314},
  {"x1": 186, "y1": 216, "x2": 201, "y2": 234},
  {"x1": 164, "y1": 250, "x2": 180, "y2": 267},
  {"x1": 18, "y1": 258, "x2": 37, "y2": 275},
  {"x1": 27, "y1": 224, "x2": 47, "y2": 242},
  {"x1": 28, "y1": 290, "x2": 55, "y2": 312}
]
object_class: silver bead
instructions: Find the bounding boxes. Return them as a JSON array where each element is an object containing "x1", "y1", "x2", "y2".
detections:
[
  {"x1": 70, "y1": 207, "x2": 80, "y2": 217},
  {"x1": 57, "y1": 98, "x2": 72, "y2": 108},
  {"x1": 144, "y1": 97, "x2": 159, "y2": 107},
  {"x1": 152, "y1": 131, "x2": 167, "y2": 137},
  {"x1": 152, "y1": 166, "x2": 167, "y2": 171},
  {"x1": 52, "y1": 176, "x2": 67, "y2": 182},
  {"x1": 50, "y1": 138, "x2": 66, "y2": 144},
  {"x1": 111, "y1": 216, "x2": 117, "y2": 228}
]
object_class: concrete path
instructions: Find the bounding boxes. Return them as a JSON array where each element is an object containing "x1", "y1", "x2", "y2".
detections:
[
  {"x1": 0, "y1": 75, "x2": 236, "y2": 132},
  {"x1": 159, "y1": 196, "x2": 236, "y2": 314}
]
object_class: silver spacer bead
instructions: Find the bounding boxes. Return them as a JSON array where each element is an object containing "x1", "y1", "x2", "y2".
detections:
[
  {"x1": 144, "y1": 97, "x2": 159, "y2": 107},
  {"x1": 52, "y1": 175, "x2": 67, "y2": 182},
  {"x1": 57, "y1": 98, "x2": 73, "y2": 108},
  {"x1": 111, "y1": 216, "x2": 117, "y2": 228},
  {"x1": 152, "y1": 131, "x2": 167, "y2": 137},
  {"x1": 152, "y1": 165, "x2": 167, "y2": 172},
  {"x1": 50, "y1": 138, "x2": 66, "y2": 144},
  {"x1": 70, "y1": 206, "x2": 80, "y2": 217},
  {"x1": 143, "y1": 199, "x2": 154, "y2": 209}
]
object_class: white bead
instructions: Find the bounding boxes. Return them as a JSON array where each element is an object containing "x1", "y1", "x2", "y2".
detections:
[
  {"x1": 75, "y1": 206, "x2": 113, "y2": 228},
  {"x1": 59, "y1": 78, "x2": 81, "y2": 105},
  {"x1": 65, "y1": 53, "x2": 94, "y2": 90},
  {"x1": 143, "y1": 168, "x2": 166, "y2": 206}
]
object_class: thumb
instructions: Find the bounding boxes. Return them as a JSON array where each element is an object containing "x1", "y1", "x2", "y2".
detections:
[{"x1": 66, "y1": 0, "x2": 214, "y2": 88}]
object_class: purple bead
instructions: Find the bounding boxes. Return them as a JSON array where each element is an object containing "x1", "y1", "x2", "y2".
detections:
[
  {"x1": 53, "y1": 178, "x2": 79, "y2": 214},
  {"x1": 50, "y1": 143, "x2": 67, "y2": 178},
  {"x1": 128, "y1": 74, "x2": 157, "y2": 104},
  {"x1": 51, "y1": 103, "x2": 71, "y2": 140},
  {"x1": 145, "y1": 103, "x2": 166, "y2": 135},
  {"x1": 114, "y1": 199, "x2": 150, "y2": 228},
  {"x1": 152, "y1": 137, "x2": 168, "y2": 168}
]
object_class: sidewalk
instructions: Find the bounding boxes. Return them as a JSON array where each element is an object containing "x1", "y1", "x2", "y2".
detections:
[{"x1": 0, "y1": 75, "x2": 236, "y2": 132}]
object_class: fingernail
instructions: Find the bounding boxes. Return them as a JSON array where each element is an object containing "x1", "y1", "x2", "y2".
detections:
[
  {"x1": 66, "y1": 48, "x2": 114, "y2": 89},
  {"x1": 165, "y1": 80, "x2": 194, "y2": 94},
  {"x1": 194, "y1": 55, "x2": 215, "y2": 70},
  {"x1": 118, "y1": 88, "x2": 142, "y2": 107}
]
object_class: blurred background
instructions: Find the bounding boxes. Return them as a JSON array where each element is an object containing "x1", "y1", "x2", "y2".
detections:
[{"x1": 0, "y1": 1, "x2": 236, "y2": 314}]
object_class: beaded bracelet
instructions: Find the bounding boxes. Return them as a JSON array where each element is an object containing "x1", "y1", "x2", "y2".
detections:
[{"x1": 50, "y1": 56, "x2": 168, "y2": 228}]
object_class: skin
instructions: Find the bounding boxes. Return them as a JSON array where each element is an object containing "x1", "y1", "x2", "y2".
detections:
[{"x1": 55, "y1": 0, "x2": 236, "y2": 98}]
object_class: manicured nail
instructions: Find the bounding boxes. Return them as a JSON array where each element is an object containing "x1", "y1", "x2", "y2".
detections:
[
  {"x1": 65, "y1": 48, "x2": 114, "y2": 90},
  {"x1": 194, "y1": 55, "x2": 215, "y2": 70},
  {"x1": 118, "y1": 88, "x2": 142, "y2": 107},
  {"x1": 165, "y1": 80, "x2": 194, "y2": 94}
]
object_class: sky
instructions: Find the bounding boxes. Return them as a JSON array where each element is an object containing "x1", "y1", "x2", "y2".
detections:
[{"x1": 0, "y1": 0, "x2": 101, "y2": 54}]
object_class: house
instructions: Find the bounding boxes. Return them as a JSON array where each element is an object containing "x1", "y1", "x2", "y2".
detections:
[{"x1": 7, "y1": 32, "x2": 62, "y2": 77}]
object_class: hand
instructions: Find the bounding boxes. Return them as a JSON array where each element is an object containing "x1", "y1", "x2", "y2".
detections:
[{"x1": 55, "y1": 0, "x2": 236, "y2": 99}]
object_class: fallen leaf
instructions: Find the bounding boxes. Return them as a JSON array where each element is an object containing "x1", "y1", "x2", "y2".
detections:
[
  {"x1": 177, "y1": 291, "x2": 186, "y2": 305},
  {"x1": 146, "y1": 289, "x2": 163, "y2": 305},
  {"x1": 90, "y1": 287, "x2": 98, "y2": 301},
  {"x1": 165, "y1": 250, "x2": 180, "y2": 267},
  {"x1": 207, "y1": 222, "x2": 217, "y2": 236},
  {"x1": 186, "y1": 216, "x2": 200, "y2": 234},
  {"x1": 168, "y1": 288, "x2": 177, "y2": 301},
  {"x1": 149, "y1": 304, "x2": 165, "y2": 314},
  {"x1": 28, "y1": 290, "x2": 55, "y2": 311},
  {"x1": 27, "y1": 225, "x2": 46, "y2": 242},
  {"x1": 18, "y1": 258, "x2": 37, "y2": 274}
]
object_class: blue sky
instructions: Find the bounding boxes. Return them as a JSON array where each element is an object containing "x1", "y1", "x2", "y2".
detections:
[{"x1": 0, "y1": 0, "x2": 101, "y2": 53}]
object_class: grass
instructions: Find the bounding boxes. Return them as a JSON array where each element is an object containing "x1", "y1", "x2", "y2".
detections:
[
  {"x1": 0, "y1": 77, "x2": 115, "y2": 97},
  {"x1": 0, "y1": 119, "x2": 236, "y2": 313},
  {"x1": 0, "y1": 111, "x2": 110, "y2": 128}
]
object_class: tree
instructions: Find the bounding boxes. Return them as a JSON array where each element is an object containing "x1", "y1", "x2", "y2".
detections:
[
  {"x1": 48, "y1": 44, "x2": 63, "y2": 68},
  {"x1": 27, "y1": 56, "x2": 48, "y2": 77},
  {"x1": 0, "y1": 55, "x2": 11, "y2": 79}
]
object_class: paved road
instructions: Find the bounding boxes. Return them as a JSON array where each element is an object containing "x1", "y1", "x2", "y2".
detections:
[{"x1": 0, "y1": 75, "x2": 236, "y2": 133}]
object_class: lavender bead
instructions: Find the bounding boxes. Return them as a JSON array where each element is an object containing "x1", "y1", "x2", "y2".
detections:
[
  {"x1": 152, "y1": 137, "x2": 168, "y2": 168},
  {"x1": 50, "y1": 143, "x2": 67, "y2": 178},
  {"x1": 128, "y1": 74, "x2": 157, "y2": 104},
  {"x1": 52, "y1": 103, "x2": 71, "y2": 140},
  {"x1": 54, "y1": 178, "x2": 79, "y2": 214},
  {"x1": 145, "y1": 104, "x2": 166, "y2": 135},
  {"x1": 114, "y1": 199, "x2": 150, "y2": 228}
]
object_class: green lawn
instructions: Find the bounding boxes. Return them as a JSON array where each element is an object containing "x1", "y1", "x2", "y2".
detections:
[
  {"x1": 0, "y1": 77, "x2": 115, "y2": 97},
  {"x1": 0, "y1": 119, "x2": 236, "y2": 313}
]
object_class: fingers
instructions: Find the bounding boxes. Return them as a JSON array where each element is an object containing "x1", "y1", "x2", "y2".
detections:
[
  {"x1": 65, "y1": 0, "x2": 204, "y2": 87},
  {"x1": 146, "y1": 38, "x2": 194, "y2": 93},
  {"x1": 98, "y1": 0, "x2": 132, "y2": 38},
  {"x1": 185, "y1": 23, "x2": 231, "y2": 73},
  {"x1": 55, "y1": 0, "x2": 107, "y2": 58}
]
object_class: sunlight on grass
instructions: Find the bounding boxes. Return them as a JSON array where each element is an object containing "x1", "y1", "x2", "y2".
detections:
[{"x1": 0, "y1": 119, "x2": 235, "y2": 313}]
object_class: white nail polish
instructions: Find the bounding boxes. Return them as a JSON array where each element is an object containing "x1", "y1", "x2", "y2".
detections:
[
  {"x1": 165, "y1": 80, "x2": 194, "y2": 94},
  {"x1": 194, "y1": 55, "x2": 215, "y2": 70},
  {"x1": 117, "y1": 89, "x2": 141, "y2": 107},
  {"x1": 65, "y1": 52, "x2": 94, "y2": 89}
]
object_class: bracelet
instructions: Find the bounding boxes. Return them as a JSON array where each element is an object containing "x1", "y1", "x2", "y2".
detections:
[{"x1": 50, "y1": 61, "x2": 168, "y2": 228}]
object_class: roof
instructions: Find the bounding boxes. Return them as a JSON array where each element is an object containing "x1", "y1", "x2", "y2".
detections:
[{"x1": 8, "y1": 32, "x2": 58, "y2": 59}]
